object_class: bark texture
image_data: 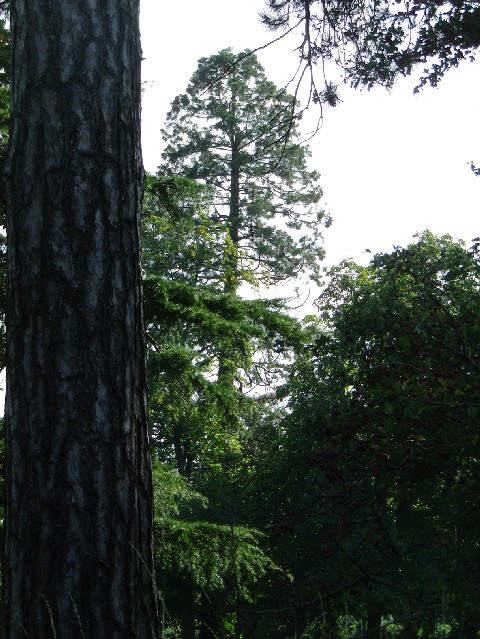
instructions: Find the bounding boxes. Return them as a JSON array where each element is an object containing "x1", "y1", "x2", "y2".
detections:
[{"x1": 2, "y1": 1, "x2": 159, "y2": 637}]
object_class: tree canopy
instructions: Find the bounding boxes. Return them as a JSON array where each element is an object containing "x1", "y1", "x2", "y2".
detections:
[
  {"x1": 260, "y1": 231, "x2": 480, "y2": 638},
  {"x1": 2, "y1": 1, "x2": 480, "y2": 636},
  {"x1": 160, "y1": 48, "x2": 330, "y2": 292},
  {"x1": 261, "y1": 0, "x2": 480, "y2": 100}
]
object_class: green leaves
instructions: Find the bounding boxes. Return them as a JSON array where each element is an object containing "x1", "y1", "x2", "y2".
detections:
[
  {"x1": 265, "y1": 231, "x2": 480, "y2": 634},
  {"x1": 144, "y1": 276, "x2": 302, "y2": 361}
]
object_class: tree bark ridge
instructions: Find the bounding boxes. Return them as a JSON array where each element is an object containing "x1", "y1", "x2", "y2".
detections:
[{"x1": 2, "y1": 2, "x2": 159, "y2": 637}]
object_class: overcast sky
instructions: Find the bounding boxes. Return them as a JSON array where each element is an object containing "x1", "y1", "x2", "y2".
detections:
[
  {"x1": 1, "y1": 2, "x2": 479, "y2": 407},
  {"x1": 140, "y1": 0, "x2": 480, "y2": 271}
]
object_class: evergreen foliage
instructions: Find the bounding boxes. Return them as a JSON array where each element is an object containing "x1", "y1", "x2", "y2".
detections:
[
  {"x1": 141, "y1": 172, "x2": 306, "y2": 636},
  {"x1": 159, "y1": 48, "x2": 330, "y2": 292},
  {"x1": 153, "y1": 463, "x2": 282, "y2": 637},
  {"x1": 261, "y1": 1, "x2": 480, "y2": 97},
  {"x1": 1, "y1": 2, "x2": 478, "y2": 634}
]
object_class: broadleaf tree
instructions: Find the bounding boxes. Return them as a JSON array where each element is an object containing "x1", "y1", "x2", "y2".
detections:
[{"x1": 260, "y1": 231, "x2": 480, "y2": 638}]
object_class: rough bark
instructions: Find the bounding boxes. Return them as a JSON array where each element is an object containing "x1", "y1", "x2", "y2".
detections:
[{"x1": 2, "y1": 1, "x2": 159, "y2": 637}]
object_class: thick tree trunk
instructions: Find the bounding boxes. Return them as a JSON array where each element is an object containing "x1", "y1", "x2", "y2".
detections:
[
  {"x1": 365, "y1": 600, "x2": 382, "y2": 639},
  {"x1": 2, "y1": 2, "x2": 159, "y2": 637}
]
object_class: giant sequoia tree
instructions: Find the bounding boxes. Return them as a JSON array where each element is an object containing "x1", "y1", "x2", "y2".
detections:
[
  {"x1": 160, "y1": 49, "x2": 330, "y2": 295},
  {"x1": 2, "y1": 3, "x2": 159, "y2": 637}
]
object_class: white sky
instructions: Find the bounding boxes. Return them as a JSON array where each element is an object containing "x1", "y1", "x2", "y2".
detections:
[
  {"x1": 1, "y1": 2, "x2": 479, "y2": 408},
  {"x1": 140, "y1": 0, "x2": 480, "y2": 270}
]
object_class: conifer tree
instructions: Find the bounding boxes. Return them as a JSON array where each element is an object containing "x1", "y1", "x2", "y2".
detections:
[
  {"x1": 261, "y1": 1, "x2": 480, "y2": 94},
  {"x1": 142, "y1": 175, "x2": 303, "y2": 638},
  {"x1": 2, "y1": 4, "x2": 158, "y2": 636},
  {"x1": 160, "y1": 49, "x2": 330, "y2": 295}
]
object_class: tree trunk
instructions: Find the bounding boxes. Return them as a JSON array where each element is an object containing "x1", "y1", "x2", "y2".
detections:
[
  {"x1": 365, "y1": 600, "x2": 382, "y2": 639},
  {"x1": 218, "y1": 141, "x2": 241, "y2": 384},
  {"x1": 2, "y1": 2, "x2": 159, "y2": 637},
  {"x1": 224, "y1": 141, "x2": 241, "y2": 296},
  {"x1": 179, "y1": 577, "x2": 196, "y2": 639}
]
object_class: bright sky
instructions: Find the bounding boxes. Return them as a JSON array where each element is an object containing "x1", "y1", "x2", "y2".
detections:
[
  {"x1": 140, "y1": 0, "x2": 480, "y2": 270},
  {"x1": 1, "y1": 2, "x2": 479, "y2": 408}
]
